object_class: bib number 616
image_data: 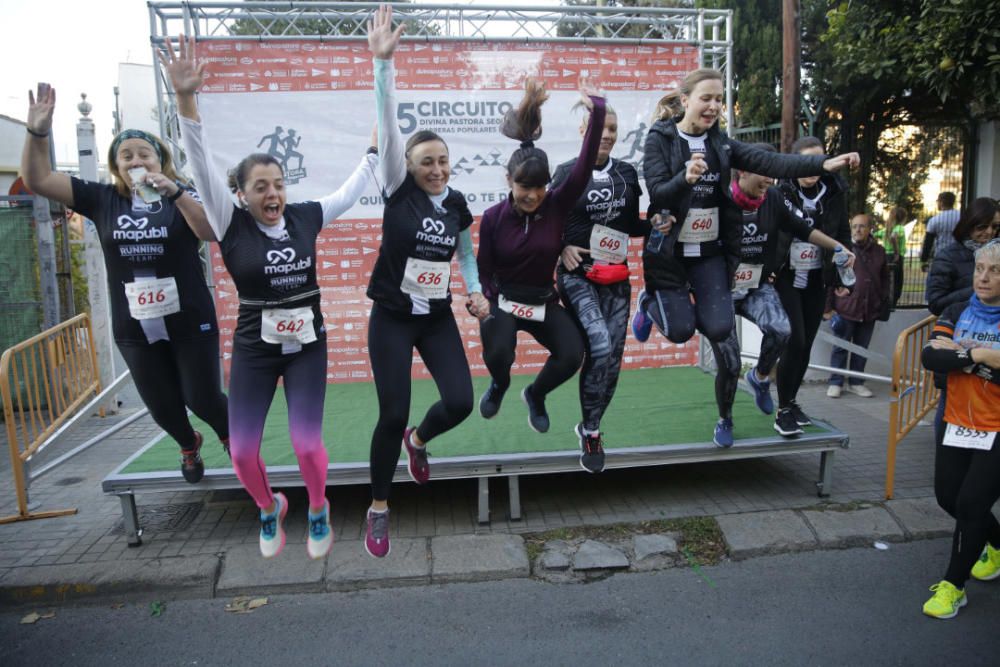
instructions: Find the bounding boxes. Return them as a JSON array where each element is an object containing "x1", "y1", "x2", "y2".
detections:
[{"x1": 136, "y1": 289, "x2": 166, "y2": 305}]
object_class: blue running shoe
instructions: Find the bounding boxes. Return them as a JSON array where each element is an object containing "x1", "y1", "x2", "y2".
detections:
[
  {"x1": 713, "y1": 418, "x2": 734, "y2": 448},
  {"x1": 631, "y1": 289, "x2": 653, "y2": 343},
  {"x1": 259, "y1": 492, "x2": 288, "y2": 559},
  {"x1": 307, "y1": 498, "x2": 334, "y2": 560},
  {"x1": 746, "y1": 367, "x2": 774, "y2": 415}
]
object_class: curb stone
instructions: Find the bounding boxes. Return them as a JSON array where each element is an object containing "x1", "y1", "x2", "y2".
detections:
[
  {"x1": 717, "y1": 510, "x2": 818, "y2": 560},
  {"x1": 431, "y1": 534, "x2": 529, "y2": 583},
  {"x1": 800, "y1": 506, "x2": 905, "y2": 548},
  {"x1": 326, "y1": 538, "x2": 431, "y2": 591}
]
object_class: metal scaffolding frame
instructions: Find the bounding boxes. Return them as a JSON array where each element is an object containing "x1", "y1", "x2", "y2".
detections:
[{"x1": 147, "y1": 2, "x2": 734, "y2": 156}]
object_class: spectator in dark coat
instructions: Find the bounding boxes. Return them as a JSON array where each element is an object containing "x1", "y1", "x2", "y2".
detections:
[
  {"x1": 926, "y1": 197, "x2": 1000, "y2": 316},
  {"x1": 825, "y1": 213, "x2": 888, "y2": 398}
]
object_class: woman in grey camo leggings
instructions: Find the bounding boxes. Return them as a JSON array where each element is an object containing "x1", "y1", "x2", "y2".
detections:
[{"x1": 555, "y1": 103, "x2": 655, "y2": 473}]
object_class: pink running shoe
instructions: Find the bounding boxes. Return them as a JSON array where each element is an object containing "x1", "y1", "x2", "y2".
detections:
[
  {"x1": 403, "y1": 427, "x2": 430, "y2": 484},
  {"x1": 365, "y1": 508, "x2": 391, "y2": 558}
]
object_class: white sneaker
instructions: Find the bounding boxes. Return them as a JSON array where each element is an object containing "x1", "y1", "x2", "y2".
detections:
[
  {"x1": 826, "y1": 385, "x2": 842, "y2": 398},
  {"x1": 846, "y1": 384, "x2": 873, "y2": 398},
  {"x1": 259, "y1": 492, "x2": 288, "y2": 559},
  {"x1": 306, "y1": 499, "x2": 334, "y2": 560}
]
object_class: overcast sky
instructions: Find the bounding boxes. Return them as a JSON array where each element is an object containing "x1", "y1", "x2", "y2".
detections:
[{"x1": 0, "y1": 0, "x2": 566, "y2": 164}]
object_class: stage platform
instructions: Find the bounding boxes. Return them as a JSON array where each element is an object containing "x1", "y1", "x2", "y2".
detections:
[{"x1": 102, "y1": 367, "x2": 848, "y2": 545}]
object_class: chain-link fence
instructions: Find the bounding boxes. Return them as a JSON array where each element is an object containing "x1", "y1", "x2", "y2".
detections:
[{"x1": 0, "y1": 197, "x2": 41, "y2": 354}]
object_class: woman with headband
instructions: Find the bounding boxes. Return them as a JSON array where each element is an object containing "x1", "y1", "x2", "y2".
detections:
[{"x1": 21, "y1": 83, "x2": 229, "y2": 485}]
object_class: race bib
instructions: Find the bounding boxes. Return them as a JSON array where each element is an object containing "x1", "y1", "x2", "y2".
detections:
[
  {"x1": 401, "y1": 258, "x2": 450, "y2": 300},
  {"x1": 498, "y1": 295, "x2": 546, "y2": 322},
  {"x1": 942, "y1": 422, "x2": 996, "y2": 450},
  {"x1": 124, "y1": 277, "x2": 180, "y2": 320},
  {"x1": 678, "y1": 207, "x2": 719, "y2": 243},
  {"x1": 589, "y1": 225, "x2": 628, "y2": 264},
  {"x1": 790, "y1": 240, "x2": 822, "y2": 270},
  {"x1": 732, "y1": 263, "x2": 764, "y2": 292},
  {"x1": 261, "y1": 307, "x2": 316, "y2": 345}
]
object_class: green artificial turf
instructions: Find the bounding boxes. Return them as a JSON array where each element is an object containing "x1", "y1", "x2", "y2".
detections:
[{"x1": 121, "y1": 367, "x2": 827, "y2": 473}]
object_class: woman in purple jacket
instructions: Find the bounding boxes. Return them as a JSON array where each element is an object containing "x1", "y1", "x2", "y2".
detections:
[{"x1": 476, "y1": 78, "x2": 606, "y2": 434}]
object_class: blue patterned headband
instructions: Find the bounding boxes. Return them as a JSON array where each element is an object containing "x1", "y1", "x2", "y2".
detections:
[{"x1": 111, "y1": 129, "x2": 162, "y2": 163}]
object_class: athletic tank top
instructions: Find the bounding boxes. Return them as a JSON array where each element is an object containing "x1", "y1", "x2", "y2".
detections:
[
  {"x1": 219, "y1": 202, "x2": 324, "y2": 348},
  {"x1": 367, "y1": 174, "x2": 473, "y2": 315},
  {"x1": 70, "y1": 177, "x2": 217, "y2": 344}
]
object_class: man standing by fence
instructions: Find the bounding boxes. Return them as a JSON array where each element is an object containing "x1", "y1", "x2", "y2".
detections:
[
  {"x1": 920, "y1": 192, "x2": 960, "y2": 271},
  {"x1": 826, "y1": 213, "x2": 889, "y2": 398}
]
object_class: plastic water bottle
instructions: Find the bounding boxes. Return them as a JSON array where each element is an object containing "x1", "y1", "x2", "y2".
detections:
[
  {"x1": 833, "y1": 246, "x2": 856, "y2": 287},
  {"x1": 646, "y1": 209, "x2": 673, "y2": 254}
]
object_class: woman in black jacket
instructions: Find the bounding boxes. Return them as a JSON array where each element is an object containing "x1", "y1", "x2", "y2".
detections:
[
  {"x1": 631, "y1": 69, "x2": 859, "y2": 353},
  {"x1": 772, "y1": 136, "x2": 854, "y2": 436},
  {"x1": 926, "y1": 197, "x2": 1000, "y2": 316}
]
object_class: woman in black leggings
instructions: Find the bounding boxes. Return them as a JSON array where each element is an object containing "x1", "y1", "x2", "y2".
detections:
[
  {"x1": 364, "y1": 6, "x2": 488, "y2": 558},
  {"x1": 919, "y1": 240, "x2": 1000, "y2": 620},
  {"x1": 21, "y1": 83, "x2": 228, "y2": 484},
  {"x1": 773, "y1": 136, "x2": 852, "y2": 437},
  {"x1": 555, "y1": 101, "x2": 649, "y2": 472}
]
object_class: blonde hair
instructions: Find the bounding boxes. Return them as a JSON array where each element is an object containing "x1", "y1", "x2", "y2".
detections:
[
  {"x1": 652, "y1": 91, "x2": 682, "y2": 122},
  {"x1": 680, "y1": 68, "x2": 723, "y2": 96},
  {"x1": 107, "y1": 132, "x2": 188, "y2": 199}
]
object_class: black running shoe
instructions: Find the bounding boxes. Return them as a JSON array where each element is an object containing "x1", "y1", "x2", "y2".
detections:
[
  {"x1": 774, "y1": 409, "x2": 804, "y2": 437},
  {"x1": 788, "y1": 401, "x2": 812, "y2": 426},
  {"x1": 521, "y1": 384, "x2": 550, "y2": 433},
  {"x1": 479, "y1": 380, "x2": 507, "y2": 419},
  {"x1": 575, "y1": 423, "x2": 606, "y2": 473},
  {"x1": 180, "y1": 431, "x2": 205, "y2": 483}
]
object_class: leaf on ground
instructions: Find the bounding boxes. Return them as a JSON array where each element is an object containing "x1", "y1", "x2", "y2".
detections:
[
  {"x1": 20, "y1": 612, "x2": 40, "y2": 625},
  {"x1": 150, "y1": 601, "x2": 165, "y2": 617},
  {"x1": 38, "y1": 611, "x2": 56, "y2": 619},
  {"x1": 110, "y1": 602, "x2": 126, "y2": 610},
  {"x1": 225, "y1": 596, "x2": 268, "y2": 614}
]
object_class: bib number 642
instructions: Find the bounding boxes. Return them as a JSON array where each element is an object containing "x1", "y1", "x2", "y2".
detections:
[{"x1": 274, "y1": 318, "x2": 306, "y2": 333}]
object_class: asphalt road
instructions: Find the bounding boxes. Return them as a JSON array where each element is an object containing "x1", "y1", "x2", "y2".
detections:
[{"x1": 2, "y1": 539, "x2": 995, "y2": 666}]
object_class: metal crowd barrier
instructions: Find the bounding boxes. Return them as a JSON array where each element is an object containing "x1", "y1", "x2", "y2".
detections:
[
  {"x1": 0, "y1": 313, "x2": 100, "y2": 523},
  {"x1": 885, "y1": 314, "x2": 939, "y2": 499}
]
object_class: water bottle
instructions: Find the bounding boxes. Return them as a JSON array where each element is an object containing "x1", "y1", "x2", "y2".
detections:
[
  {"x1": 646, "y1": 209, "x2": 674, "y2": 255},
  {"x1": 833, "y1": 245, "x2": 856, "y2": 287}
]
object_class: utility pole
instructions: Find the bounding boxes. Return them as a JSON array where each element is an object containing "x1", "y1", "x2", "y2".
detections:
[
  {"x1": 77, "y1": 93, "x2": 118, "y2": 414},
  {"x1": 781, "y1": 0, "x2": 801, "y2": 152}
]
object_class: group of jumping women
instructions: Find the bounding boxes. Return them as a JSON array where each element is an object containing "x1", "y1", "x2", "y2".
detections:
[{"x1": 21, "y1": 4, "x2": 865, "y2": 563}]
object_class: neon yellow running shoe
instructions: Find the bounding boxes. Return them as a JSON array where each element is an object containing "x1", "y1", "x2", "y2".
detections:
[
  {"x1": 971, "y1": 544, "x2": 1000, "y2": 581},
  {"x1": 922, "y1": 581, "x2": 967, "y2": 619}
]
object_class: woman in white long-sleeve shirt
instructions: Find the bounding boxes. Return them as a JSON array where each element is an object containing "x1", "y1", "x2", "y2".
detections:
[
  {"x1": 361, "y1": 5, "x2": 489, "y2": 558},
  {"x1": 163, "y1": 35, "x2": 377, "y2": 561}
]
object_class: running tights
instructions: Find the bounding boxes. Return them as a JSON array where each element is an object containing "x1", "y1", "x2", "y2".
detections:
[
  {"x1": 368, "y1": 304, "x2": 473, "y2": 501},
  {"x1": 775, "y1": 269, "x2": 825, "y2": 408},
  {"x1": 934, "y1": 434, "x2": 1000, "y2": 588},
  {"x1": 228, "y1": 338, "x2": 329, "y2": 510},
  {"x1": 710, "y1": 283, "x2": 790, "y2": 420},
  {"x1": 118, "y1": 336, "x2": 228, "y2": 450},
  {"x1": 558, "y1": 273, "x2": 630, "y2": 432},
  {"x1": 641, "y1": 255, "x2": 734, "y2": 344}
]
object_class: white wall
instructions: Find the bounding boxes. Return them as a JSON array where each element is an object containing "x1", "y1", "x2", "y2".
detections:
[
  {"x1": 0, "y1": 114, "x2": 26, "y2": 192},
  {"x1": 975, "y1": 120, "x2": 1000, "y2": 198}
]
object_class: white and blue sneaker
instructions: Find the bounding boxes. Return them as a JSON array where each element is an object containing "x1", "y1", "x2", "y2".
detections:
[
  {"x1": 307, "y1": 498, "x2": 334, "y2": 560},
  {"x1": 259, "y1": 492, "x2": 288, "y2": 559},
  {"x1": 631, "y1": 289, "x2": 653, "y2": 342},
  {"x1": 713, "y1": 418, "x2": 734, "y2": 448},
  {"x1": 746, "y1": 367, "x2": 774, "y2": 415}
]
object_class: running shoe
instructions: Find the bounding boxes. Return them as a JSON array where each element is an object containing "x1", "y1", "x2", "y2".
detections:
[
  {"x1": 479, "y1": 380, "x2": 507, "y2": 419},
  {"x1": 259, "y1": 492, "x2": 288, "y2": 559},
  {"x1": 631, "y1": 289, "x2": 653, "y2": 343},
  {"x1": 971, "y1": 544, "x2": 1000, "y2": 581},
  {"x1": 575, "y1": 423, "x2": 606, "y2": 473},
  {"x1": 846, "y1": 384, "x2": 874, "y2": 398},
  {"x1": 922, "y1": 580, "x2": 966, "y2": 619},
  {"x1": 713, "y1": 418, "x2": 734, "y2": 448},
  {"x1": 306, "y1": 498, "x2": 334, "y2": 560},
  {"x1": 365, "y1": 508, "x2": 391, "y2": 558},
  {"x1": 521, "y1": 384, "x2": 550, "y2": 433},
  {"x1": 402, "y1": 426, "x2": 430, "y2": 485},
  {"x1": 746, "y1": 367, "x2": 774, "y2": 414},
  {"x1": 788, "y1": 401, "x2": 812, "y2": 427},
  {"x1": 826, "y1": 385, "x2": 842, "y2": 398},
  {"x1": 774, "y1": 408, "x2": 804, "y2": 437},
  {"x1": 180, "y1": 431, "x2": 204, "y2": 484}
]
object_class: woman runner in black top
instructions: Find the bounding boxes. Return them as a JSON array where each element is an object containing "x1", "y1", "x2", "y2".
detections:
[
  {"x1": 21, "y1": 82, "x2": 228, "y2": 485},
  {"x1": 363, "y1": 6, "x2": 489, "y2": 558},
  {"x1": 555, "y1": 101, "x2": 652, "y2": 473},
  {"x1": 166, "y1": 36, "x2": 377, "y2": 560}
]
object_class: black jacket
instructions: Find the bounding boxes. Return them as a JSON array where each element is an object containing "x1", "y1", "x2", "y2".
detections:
[
  {"x1": 641, "y1": 118, "x2": 827, "y2": 290},
  {"x1": 775, "y1": 173, "x2": 851, "y2": 290},
  {"x1": 925, "y1": 241, "x2": 975, "y2": 316}
]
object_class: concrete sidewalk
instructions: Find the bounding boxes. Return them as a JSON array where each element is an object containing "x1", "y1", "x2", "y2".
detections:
[{"x1": 0, "y1": 381, "x2": 947, "y2": 606}]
